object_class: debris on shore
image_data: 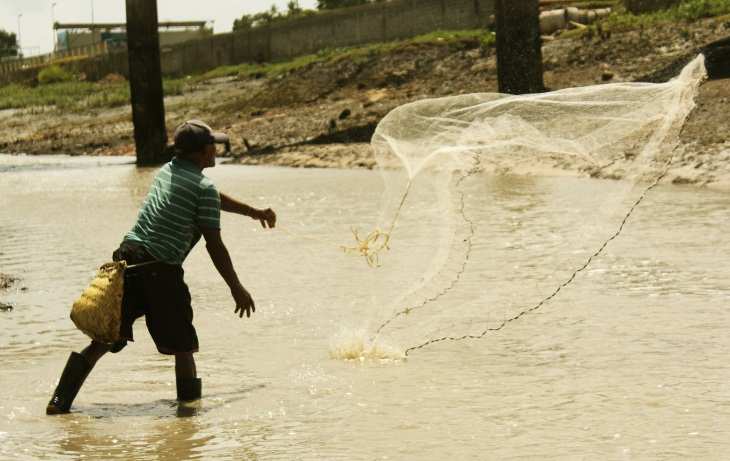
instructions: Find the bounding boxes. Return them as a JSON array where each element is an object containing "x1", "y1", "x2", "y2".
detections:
[
  {"x1": 0, "y1": 273, "x2": 17, "y2": 312},
  {"x1": 0, "y1": 273, "x2": 17, "y2": 291}
]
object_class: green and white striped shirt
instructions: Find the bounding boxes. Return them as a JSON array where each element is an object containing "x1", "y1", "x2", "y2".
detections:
[{"x1": 124, "y1": 157, "x2": 221, "y2": 264}]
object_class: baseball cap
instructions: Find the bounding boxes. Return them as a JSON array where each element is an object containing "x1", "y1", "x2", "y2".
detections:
[{"x1": 173, "y1": 120, "x2": 230, "y2": 154}]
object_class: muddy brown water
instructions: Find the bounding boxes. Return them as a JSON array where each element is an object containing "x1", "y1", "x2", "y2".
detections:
[{"x1": 1, "y1": 154, "x2": 729, "y2": 460}]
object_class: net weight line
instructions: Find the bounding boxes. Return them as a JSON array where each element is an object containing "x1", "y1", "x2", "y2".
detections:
[
  {"x1": 374, "y1": 153, "x2": 482, "y2": 336},
  {"x1": 402, "y1": 156, "x2": 676, "y2": 356}
]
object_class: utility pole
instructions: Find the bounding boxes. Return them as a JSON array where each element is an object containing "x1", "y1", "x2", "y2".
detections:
[
  {"x1": 125, "y1": 0, "x2": 168, "y2": 165},
  {"x1": 17, "y1": 13, "x2": 22, "y2": 57},
  {"x1": 90, "y1": 0, "x2": 95, "y2": 44},
  {"x1": 495, "y1": 0, "x2": 544, "y2": 94},
  {"x1": 51, "y1": 2, "x2": 57, "y2": 54}
]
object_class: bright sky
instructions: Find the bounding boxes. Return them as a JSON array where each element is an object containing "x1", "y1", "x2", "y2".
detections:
[{"x1": 0, "y1": 0, "x2": 318, "y2": 56}]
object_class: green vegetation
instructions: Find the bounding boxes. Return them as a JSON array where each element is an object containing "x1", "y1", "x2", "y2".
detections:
[
  {"x1": 0, "y1": 76, "x2": 185, "y2": 111},
  {"x1": 0, "y1": 28, "x2": 494, "y2": 111},
  {"x1": 10, "y1": 0, "x2": 729, "y2": 113},
  {"x1": 602, "y1": 0, "x2": 730, "y2": 30},
  {"x1": 195, "y1": 29, "x2": 495, "y2": 83},
  {"x1": 232, "y1": 0, "x2": 385, "y2": 31},
  {"x1": 0, "y1": 29, "x2": 18, "y2": 59},
  {"x1": 561, "y1": 0, "x2": 619, "y2": 6},
  {"x1": 233, "y1": 2, "x2": 317, "y2": 31},
  {"x1": 317, "y1": 0, "x2": 381, "y2": 9},
  {"x1": 411, "y1": 30, "x2": 496, "y2": 48},
  {"x1": 37, "y1": 65, "x2": 74, "y2": 85}
]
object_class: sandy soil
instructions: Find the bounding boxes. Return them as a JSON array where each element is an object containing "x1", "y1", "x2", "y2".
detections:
[{"x1": 1, "y1": 15, "x2": 729, "y2": 187}]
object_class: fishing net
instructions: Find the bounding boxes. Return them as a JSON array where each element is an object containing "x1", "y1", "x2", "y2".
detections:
[
  {"x1": 332, "y1": 55, "x2": 706, "y2": 359},
  {"x1": 70, "y1": 261, "x2": 126, "y2": 344}
]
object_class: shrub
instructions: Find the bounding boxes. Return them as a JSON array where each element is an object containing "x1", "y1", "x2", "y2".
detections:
[
  {"x1": 673, "y1": 0, "x2": 730, "y2": 20},
  {"x1": 37, "y1": 65, "x2": 74, "y2": 85},
  {"x1": 608, "y1": 0, "x2": 730, "y2": 29}
]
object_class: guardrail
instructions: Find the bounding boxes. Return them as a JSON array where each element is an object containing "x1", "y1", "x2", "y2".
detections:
[{"x1": 0, "y1": 42, "x2": 109, "y2": 77}]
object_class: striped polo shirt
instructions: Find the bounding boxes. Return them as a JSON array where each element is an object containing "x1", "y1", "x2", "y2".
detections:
[{"x1": 124, "y1": 157, "x2": 221, "y2": 264}]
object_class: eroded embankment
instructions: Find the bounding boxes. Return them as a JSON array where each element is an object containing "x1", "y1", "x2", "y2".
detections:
[{"x1": 1, "y1": 15, "x2": 729, "y2": 186}]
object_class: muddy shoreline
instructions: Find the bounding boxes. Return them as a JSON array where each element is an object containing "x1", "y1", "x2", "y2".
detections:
[{"x1": 1, "y1": 16, "x2": 729, "y2": 187}]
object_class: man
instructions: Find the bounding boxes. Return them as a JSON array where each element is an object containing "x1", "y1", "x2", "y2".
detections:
[{"x1": 46, "y1": 120, "x2": 276, "y2": 414}]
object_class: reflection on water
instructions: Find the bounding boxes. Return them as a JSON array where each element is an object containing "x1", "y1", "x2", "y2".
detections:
[
  {"x1": 0, "y1": 153, "x2": 134, "y2": 173},
  {"x1": 1, "y1": 154, "x2": 730, "y2": 460}
]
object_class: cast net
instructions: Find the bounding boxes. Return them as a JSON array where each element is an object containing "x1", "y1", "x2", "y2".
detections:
[{"x1": 331, "y1": 55, "x2": 706, "y2": 359}]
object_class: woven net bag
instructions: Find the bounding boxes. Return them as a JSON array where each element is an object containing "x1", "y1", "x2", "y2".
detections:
[{"x1": 70, "y1": 261, "x2": 126, "y2": 344}]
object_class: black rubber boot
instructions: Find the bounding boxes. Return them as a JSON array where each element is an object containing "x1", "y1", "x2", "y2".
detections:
[
  {"x1": 46, "y1": 352, "x2": 92, "y2": 415},
  {"x1": 176, "y1": 377, "x2": 202, "y2": 402}
]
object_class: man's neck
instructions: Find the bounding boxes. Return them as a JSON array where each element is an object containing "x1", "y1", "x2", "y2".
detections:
[{"x1": 175, "y1": 156, "x2": 204, "y2": 171}]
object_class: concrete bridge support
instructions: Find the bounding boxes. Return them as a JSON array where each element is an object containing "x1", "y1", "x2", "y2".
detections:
[{"x1": 126, "y1": 0, "x2": 169, "y2": 165}]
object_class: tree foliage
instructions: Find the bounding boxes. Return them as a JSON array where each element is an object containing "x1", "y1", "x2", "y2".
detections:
[
  {"x1": 0, "y1": 29, "x2": 19, "y2": 59},
  {"x1": 232, "y1": 15, "x2": 254, "y2": 31},
  {"x1": 287, "y1": 1, "x2": 303, "y2": 16},
  {"x1": 232, "y1": 0, "x2": 383, "y2": 30},
  {"x1": 233, "y1": 2, "x2": 316, "y2": 31},
  {"x1": 316, "y1": 0, "x2": 379, "y2": 9}
]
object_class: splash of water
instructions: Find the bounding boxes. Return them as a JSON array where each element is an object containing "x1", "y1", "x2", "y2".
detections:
[{"x1": 329, "y1": 329, "x2": 405, "y2": 361}]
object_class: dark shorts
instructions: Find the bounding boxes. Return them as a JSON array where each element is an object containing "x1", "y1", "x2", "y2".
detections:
[{"x1": 110, "y1": 241, "x2": 199, "y2": 355}]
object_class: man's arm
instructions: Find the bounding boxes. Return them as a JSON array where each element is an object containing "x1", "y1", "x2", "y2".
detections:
[
  {"x1": 201, "y1": 227, "x2": 255, "y2": 318},
  {"x1": 220, "y1": 193, "x2": 276, "y2": 228}
]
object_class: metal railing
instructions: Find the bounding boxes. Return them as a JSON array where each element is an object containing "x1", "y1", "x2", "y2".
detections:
[{"x1": 0, "y1": 42, "x2": 109, "y2": 77}]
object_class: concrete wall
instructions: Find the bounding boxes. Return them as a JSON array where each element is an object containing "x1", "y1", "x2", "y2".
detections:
[
  {"x1": 160, "y1": 29, "x2": 212, "y2": 47},
  {"x1": 1, "y1": 0, "x2": 495, "y2": 84},
  {"x1": 155, "y1": 0, "x2": 494, "y2": 78},
  {"x1": 61, "y1": 29, "x2": 210, "y2": 51},
  {"x1": 64, "y1": 32, "x2": 102, "y2": 50}
]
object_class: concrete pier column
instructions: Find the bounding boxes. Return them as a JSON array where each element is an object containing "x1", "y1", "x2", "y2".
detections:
[
  {"x1": 126, "y1": 0, "x2": 169, "y2": 165},
  {"x1": 495, "y1": 0, "x2": 545, "y2": 95}
]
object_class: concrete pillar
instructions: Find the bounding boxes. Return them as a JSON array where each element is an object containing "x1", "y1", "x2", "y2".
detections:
[
  {"x1": 495, "y1": 0, "x2": 544, "y2": 94},
  {"x1": 125, "y1": 0, "x2": 169, "y2": 165}
]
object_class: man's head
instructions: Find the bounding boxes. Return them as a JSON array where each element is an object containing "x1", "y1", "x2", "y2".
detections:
[{"x1": 173, "y1": 120, "x2": 230, "y2": 169}]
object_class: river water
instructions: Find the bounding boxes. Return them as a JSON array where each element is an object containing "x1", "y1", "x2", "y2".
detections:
[{"x1": 1, "y1": 154, "x2": 729, "y2": 460}]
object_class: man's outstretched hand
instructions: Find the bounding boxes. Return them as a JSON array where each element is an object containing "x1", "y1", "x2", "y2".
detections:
[
  {"x1": 232, "y1": 284, "x2": 255, "y2": 318},
  {"x1": 256, "y1": 208, "x2": 277, "y2": 229}
]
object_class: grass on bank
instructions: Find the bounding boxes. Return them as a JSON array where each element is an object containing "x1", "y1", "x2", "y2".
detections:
[
  {"x1": 0, "y1": 77, "x2": 184, "y2": 112},
  {"x1": 0, "y1": 29, "x2": 492, "y2": 111},
  {"x1": 600, "y1": 0, "x2": 730, "y2": 31},
  {"x1": 2, "y1": 0, "x2": 728, "y2": 112}
]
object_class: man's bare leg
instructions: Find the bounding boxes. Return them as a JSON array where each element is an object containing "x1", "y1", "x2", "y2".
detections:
[
  {"x1": 175, "y1": 352, "x2": 197, "y2": 379},
  {"x1": 80, "y1": 340, "x2": 110, "y2": 366}
]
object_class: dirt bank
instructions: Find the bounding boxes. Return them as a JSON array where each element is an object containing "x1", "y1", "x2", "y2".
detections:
[{"x1": 1, "y1": 15, "x2": 729, "y2": 187}]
